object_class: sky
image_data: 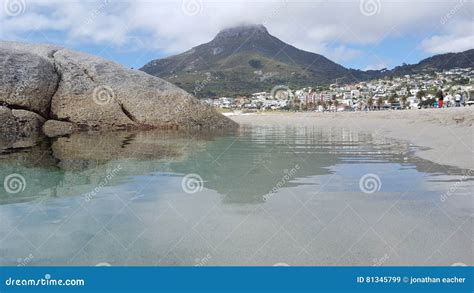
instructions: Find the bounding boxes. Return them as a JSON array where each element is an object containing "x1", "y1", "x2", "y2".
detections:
[{"x1": 1, "y1": 0, "x2": 473, "y2": 70}]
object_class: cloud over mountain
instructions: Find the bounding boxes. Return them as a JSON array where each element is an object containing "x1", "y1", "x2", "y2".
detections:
[{"x1": 1, "y1": 0, "x2": 473, "y2": 68}]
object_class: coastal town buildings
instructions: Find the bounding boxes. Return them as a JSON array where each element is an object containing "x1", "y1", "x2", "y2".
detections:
[{"x1": 205, "y1": 67, "x2": 474, "y2": 111}]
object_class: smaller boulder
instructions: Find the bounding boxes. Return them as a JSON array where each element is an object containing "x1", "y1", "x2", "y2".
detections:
[
  {"x1": 12, "y1": 109, "x2": 46, "y2": 137},
  {"x1": 0, "y1": 106, "x2": 17, "y2": 142},
  {"x1": 42, "y1": 120, "x2": 78, "y2": 137},
  {"x1": 0, "y1": 107, "x2": 45, "y2": 149}
]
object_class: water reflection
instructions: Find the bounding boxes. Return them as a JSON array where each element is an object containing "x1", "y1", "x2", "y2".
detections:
[
  {"x1": 0, "y1": 130, "x2": 224, "y2": 204},
  {"x1": 1, "y1": 127, "x2": 465, "y2": 205},
  {"x1": 0, "y1": 127, "x2": 472, "y2": 266}
]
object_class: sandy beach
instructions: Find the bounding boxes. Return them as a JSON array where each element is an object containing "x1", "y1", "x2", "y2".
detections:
[{"x1": 230, "y1": 107, "x2": 474, "y2": 170}]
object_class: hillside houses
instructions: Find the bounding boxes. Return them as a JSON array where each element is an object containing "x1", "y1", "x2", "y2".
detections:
[{"x1": 205, "y1": 67, "x2": 474, "y2": 111}]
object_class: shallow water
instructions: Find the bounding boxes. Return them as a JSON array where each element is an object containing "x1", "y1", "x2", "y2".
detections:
[{"x1": 0, "y1": 126, "x2": 472, "y2": 266}]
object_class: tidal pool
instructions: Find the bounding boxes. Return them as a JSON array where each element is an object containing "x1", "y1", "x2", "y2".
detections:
[{"x1": 0, "y1": 126, "x2": 472, "y2": 266}]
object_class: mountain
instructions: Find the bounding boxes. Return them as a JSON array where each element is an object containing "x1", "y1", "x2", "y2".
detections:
[
  {"x1": 140, "y1": 24, "x2": 379, "y2": 97},
  {"x1": 140, "y1": 24, "x2": 473, "y2": 97},
  {"x1": 389, "y1": 49, "x2": 474, "y2": 76}
]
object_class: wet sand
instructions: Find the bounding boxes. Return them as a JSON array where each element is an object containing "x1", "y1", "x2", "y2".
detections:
[{"x1": 230, "y1": 107, "x2": 474, "y2": 170}]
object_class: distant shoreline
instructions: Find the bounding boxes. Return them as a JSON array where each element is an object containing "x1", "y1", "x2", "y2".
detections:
[{"x1": 230, "y1": 107, "x2": 474, "y2": 170}]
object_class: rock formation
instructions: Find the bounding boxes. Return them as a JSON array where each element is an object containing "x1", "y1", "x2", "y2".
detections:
[{"x1": 0, "y1": 41, "x2": 238, "y2": 140}]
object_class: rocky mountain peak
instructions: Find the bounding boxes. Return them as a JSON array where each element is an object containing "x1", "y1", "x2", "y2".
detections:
[{"x1": 214, "y1": 24, "x2": 269, "y2": 40}]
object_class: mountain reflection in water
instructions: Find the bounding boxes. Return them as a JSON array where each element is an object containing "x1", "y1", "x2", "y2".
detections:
[{"x1": 0, "y1": 126, "x2": 472, "y2": 266}]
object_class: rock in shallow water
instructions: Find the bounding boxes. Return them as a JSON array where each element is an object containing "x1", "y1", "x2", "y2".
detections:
[
  {"x1": 11, "y1": 109, "x2": 46, "y2": 137},
  {"x1": 0, "y1": 106, "x2": 45, "y2": 140},
  {"x1": 0, "y1": 41, "x2": 238, "y2": 138},
  {"x1": 42, "y1": 120, "x2": 78, "y2": 138},
  {"x1": 0, "y1": 106, "x2": 17, "y2": 142}
]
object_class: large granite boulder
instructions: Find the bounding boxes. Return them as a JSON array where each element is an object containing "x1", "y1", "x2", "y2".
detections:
[
  {"x1": 0, "y1": 48, "x2": 59, "y2": 117},
  {"x1": 0, "y1": 41, "x2": 238, "y2": 135},
  {"x1": 0, "y1": 106, "x2": 45, "y2": 150}
]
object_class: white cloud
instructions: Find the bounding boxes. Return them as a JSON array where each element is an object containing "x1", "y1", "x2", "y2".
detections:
[
  {"x1": 364, "y1": 61, "x2": 389, "y2": 71},
  {"x1": 421, "y1": 34, "x2": 474, "y2": 54},
  {"x1": 0, "y1": 0, "x2": 472, "y2": 60},
  {"x1": 322, "y1": 45, "x2": 363, "y2": 63},
  {"x1": 295, "y1": 42, "x2": 362, "y2": 63},
  {"x1": 420, "y1": 20, "x2": 474, "y2": 54}
]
